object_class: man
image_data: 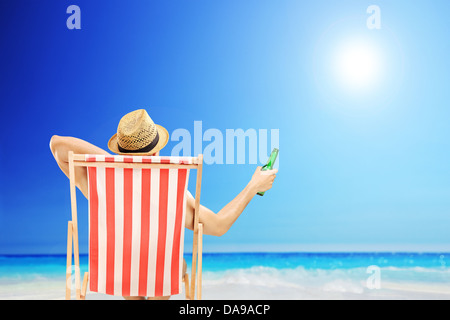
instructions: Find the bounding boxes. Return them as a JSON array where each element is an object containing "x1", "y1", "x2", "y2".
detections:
[{"x1": 50, "y1": 109, "x2": 277, "y2": 300}]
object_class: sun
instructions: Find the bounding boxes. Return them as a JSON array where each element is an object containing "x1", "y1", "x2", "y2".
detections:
[
  {"x1": 334, "y1": 40, "x2": 383, "y2": 91},
  {"x1": 312, "y1": 19, "x2": 404, "y2": 110}
]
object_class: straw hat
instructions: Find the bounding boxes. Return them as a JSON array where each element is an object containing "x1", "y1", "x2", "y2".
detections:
[{"x1": 108, "y1": 109, "x2": 169, "y2": 155}]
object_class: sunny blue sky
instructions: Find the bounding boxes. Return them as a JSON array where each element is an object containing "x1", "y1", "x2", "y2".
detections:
[{"x1": 0, "y1": 0, "x2": 449, "y2": 254}]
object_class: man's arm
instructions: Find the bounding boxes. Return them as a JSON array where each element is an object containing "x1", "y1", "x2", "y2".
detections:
[
  {"x1": 50, "y1": 135, "x2": 278, "y2": 237},
  {"x1": 185, "y1": 167, "x2": 278, "y2": 236},
  {"x1": 49, "y1": 135, "x2": 110, "y2": 198}
]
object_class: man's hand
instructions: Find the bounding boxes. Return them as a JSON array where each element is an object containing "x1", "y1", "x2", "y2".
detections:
[
  {"x1": 186, "y1": 165, "x2": 278, "y2": 236},
  {"x1": 247, "y1": 166, "x2": 278, "y2": 195}
]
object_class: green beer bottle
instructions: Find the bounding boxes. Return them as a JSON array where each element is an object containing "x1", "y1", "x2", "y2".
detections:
[{"x1": 257, "y1": 148, "x2": 279, "y2": 196}]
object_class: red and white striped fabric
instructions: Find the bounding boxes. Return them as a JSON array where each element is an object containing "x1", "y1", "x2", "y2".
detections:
[{"x1": 85, "y1": 154, "x2": 192, "y2": 297}]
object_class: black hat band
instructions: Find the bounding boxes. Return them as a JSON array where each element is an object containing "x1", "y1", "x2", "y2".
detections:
[{"x1": 118, "y1": 131, "x2": 160, "y2": 154}]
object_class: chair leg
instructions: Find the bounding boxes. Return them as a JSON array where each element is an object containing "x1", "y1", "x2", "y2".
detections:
[
  {"x1": 183, "y1": 273, "x2": 190, "y2": 300},
  {"x1": 66, "y1": 221, "x2": 73, "y2": 300},
  {"x1": 81, "y1": 272, "x2": 89, "y2": 300},
  {"x1": 197, "y1": 223, "x2": 203, "y2": 300}
]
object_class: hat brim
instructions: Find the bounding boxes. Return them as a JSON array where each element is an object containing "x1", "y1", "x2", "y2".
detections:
[{"x1": 108, "y1": 124, "x2": 169, "y2": 156}]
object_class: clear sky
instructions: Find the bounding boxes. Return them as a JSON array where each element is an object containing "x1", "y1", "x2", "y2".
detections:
[{"x1": 0, "y1": 0, "x2": 449, "y2": 254}]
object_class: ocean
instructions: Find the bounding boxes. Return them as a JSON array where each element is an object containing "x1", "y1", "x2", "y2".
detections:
[{"x1": 1, "y1": 252, "x2": 449, "y2": 300}]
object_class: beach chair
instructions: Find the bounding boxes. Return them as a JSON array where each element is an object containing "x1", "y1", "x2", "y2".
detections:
[{"x1": 65, "y1": 152, "x2": 204, "y2": 300}]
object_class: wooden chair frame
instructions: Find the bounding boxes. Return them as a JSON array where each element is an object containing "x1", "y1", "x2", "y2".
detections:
[{"x1": 65, "y1": 152, "x2": 204, "y2": 300}]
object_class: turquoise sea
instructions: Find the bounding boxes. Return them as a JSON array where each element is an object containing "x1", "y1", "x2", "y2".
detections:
[{"x1": 1, "y1": 252, "x2": 449, "y2": 299}]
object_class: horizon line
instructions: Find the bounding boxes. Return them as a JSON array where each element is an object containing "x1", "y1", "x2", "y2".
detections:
[{"x1": 2, "y1": 243, "x2": 450, "y2": 256}]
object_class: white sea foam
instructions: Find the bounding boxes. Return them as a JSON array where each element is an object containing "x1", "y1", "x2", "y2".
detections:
[
  {"x1": 186, "y1": 266, "x2": 450, "y2": 300},
  {"x1": 1, "y1": 266, "x2": 449, "y2": 300}
]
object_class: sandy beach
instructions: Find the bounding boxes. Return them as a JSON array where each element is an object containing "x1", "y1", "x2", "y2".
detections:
[{"x1": 2, "y1": 265, "x2": 450, "y2": 300}]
